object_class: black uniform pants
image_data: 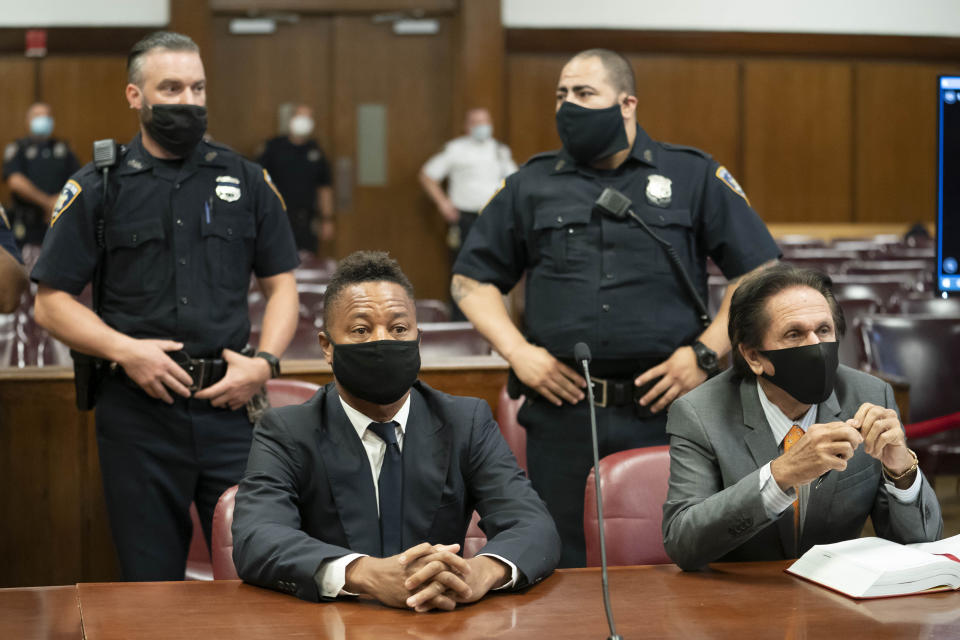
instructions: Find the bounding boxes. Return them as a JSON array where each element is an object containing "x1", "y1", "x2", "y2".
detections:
[
  {"x1": 289, "y1": 207, "x2": 319, "y2": 255},
  {"x1": 94, "y1": 375, "x2": 253, "y2": 581},
  {"x1": 519, "y1": 395, "x2": 669, "y2": 568}
]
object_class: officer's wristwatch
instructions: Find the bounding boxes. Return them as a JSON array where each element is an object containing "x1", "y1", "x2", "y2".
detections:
[
  {"x1": 691, "y1": 341, "x2": 720, "y2": 378},
  {"x1": 255, "y1": 351, "x2": 281, "y2": 378}
]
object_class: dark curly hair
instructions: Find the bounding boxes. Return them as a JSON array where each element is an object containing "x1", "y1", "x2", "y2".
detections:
[
  {"x1": 323, "y1": 251, "x2": 415, "y2": 327},
  {"x1": 728, "y1": 264, "x2": 846, "y2": 378}
]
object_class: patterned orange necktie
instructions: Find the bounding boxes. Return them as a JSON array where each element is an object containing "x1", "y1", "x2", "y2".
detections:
[{"x1": 782, "y1": 425, "x2": 805, "y2": 544}]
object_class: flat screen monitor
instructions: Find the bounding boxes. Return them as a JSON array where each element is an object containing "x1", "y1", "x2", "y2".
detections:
[{"x1": 938, "y1": 76, "x2": 960, "y2": 297}]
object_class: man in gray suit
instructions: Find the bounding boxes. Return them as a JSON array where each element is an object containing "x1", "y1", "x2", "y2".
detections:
[{"x1": 662, "y1": 264, "x2": 942, "y2": 570}]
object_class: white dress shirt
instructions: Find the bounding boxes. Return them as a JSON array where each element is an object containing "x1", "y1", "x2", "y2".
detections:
[
  {"x1": 756, "y1": 383, "x2": 922, "y2": 530},
  {"x1": 421, "y1": 136, "x2": 517, "y2": 212},
  {"x1": 315, "y1": 394, "x2": 518, "y2": 597}
]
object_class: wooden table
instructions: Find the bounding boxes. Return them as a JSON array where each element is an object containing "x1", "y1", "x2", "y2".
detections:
[{"x1": 7, "y1": 563, "x2": 958, "y2": 639}]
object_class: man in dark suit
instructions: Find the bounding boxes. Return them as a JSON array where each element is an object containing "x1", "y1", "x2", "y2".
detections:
[
  {"x1": 232, "y1": 251, "x2": 560, "y2": 610},
  {"x1": 662, "y1": 264, "x2": 942, "y2": 570}
]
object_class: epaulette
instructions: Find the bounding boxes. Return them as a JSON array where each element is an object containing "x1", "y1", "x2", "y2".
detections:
[
  {"x1": 203, "y1": 138, "x2": 237, "y2": 153},
  {"x1": 522, "y1": 149, "x2": 561, "y2": 167},
  {"x1": 659, "y1": 141, "x2": 712, "y2": 160}
]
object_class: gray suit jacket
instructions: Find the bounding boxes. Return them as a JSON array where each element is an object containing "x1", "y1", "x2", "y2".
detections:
[
  {"x1": 232, "y1": 381, "x2": 561, "y2": 601},
  {"x1": 662, "y1": 366, "x2": 942, "y2": 570}
]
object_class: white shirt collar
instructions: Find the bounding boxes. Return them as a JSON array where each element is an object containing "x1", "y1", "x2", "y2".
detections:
[
  {"x1": 338, "y1": 392, "x2": 411, "y2": 441},
  {"x1": 756, "y1": 380, "x2": 817, "y2": 446}
]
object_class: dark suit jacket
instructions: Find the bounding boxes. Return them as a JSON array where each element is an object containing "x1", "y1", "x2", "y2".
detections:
[
  {"x1": 232, "y1": 381, "x2": 560, "y2": 601},
  {"x1": 662, "y1": 366, "x2": 943, "y2": 570}
]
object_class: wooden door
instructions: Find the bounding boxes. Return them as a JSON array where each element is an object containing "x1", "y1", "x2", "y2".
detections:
[{"x1": 331, "y1": 15, "x2": 454, "y2": 300}]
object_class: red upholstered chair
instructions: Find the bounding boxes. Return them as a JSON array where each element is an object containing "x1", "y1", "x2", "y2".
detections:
[
  {"x1": 584, "y1": 446, "x2": 672, "y2": 567},
  {"x1": 266, "y1": 378, "x2": 321, "y2": 407},
  {"x1": 495, "y1": 385, "x2": 527, "y2": 472},
  {"x1": 185, "y1": 502, "x2": 214, "y2": 581},
  {"x1": 211, "y1": 485, "x2": 240, "y2": 580},
  {"x1": 419, "y1": 322, "x2": 492, "y2": 357},
  {"x1": 415, "y1": 299, "x2": 451, "y2": 323}
]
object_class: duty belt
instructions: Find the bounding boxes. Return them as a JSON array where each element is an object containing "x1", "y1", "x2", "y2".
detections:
[
  {"x1": 587, "y1": 376, "x2": 636, "y2": 408},
  {"x1": 168, "y1": 351, "x2": 228, "y2": 392}
]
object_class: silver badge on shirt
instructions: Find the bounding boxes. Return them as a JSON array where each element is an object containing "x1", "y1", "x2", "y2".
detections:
[
  {"x1": 645, "y1": 174, "x2": 672, "y2": 208},
  {"x1": 215, "y1": 175, "x2": 241, "y2": 202}
]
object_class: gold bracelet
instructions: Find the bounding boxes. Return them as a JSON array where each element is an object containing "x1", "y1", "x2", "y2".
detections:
[{"x1": 882, "y1": 448, "x2": 919, "y2": 482}]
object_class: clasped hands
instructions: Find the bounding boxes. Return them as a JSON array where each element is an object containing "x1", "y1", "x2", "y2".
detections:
[
  {"x1": 771, "y1": 402, "x2": 916, "y2": 490},
  {"x1": 344, "y1": 543, "x2": 509, "y2": 613}
]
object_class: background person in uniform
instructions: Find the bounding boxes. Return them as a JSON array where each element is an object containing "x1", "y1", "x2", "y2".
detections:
[
  {"x1": 662, "y1": 265, "x2": 942, "y2": 570},
  {"x1": 452, "y1": 49, "x2": 780, "y2": 567},
  {"x1": 257, "y1": 104, "x2": 334, "y2": 256},
  {"x1": 31, "y1": 31, "x2": 300, "y2": 581},
  {"x1": 232, "y1": 251, "x2": 559, "y2": 609},
  {"x1": 3, "y1": 102, "x2": 80, "y2": 247},
  {"x1": 419, "y1": 108, "x2": 517, "y2": 320},
  {"x1": 0, "y1": 204, "x2": 28, "y2": 313}
]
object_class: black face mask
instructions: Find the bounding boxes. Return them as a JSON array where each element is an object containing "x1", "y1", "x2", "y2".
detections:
[
  {"x1": 555, "y1": 101, "x2": 629, "y2": 165},
  {"x1": 142, "y1": 104, "x2": 207, "y2": 157},
  {"x1": 759, "y1": 341, "x2": 840, "y2": 404},
  {"x1": 329, "y1": 332, "x2": 422, "y2": 405}
]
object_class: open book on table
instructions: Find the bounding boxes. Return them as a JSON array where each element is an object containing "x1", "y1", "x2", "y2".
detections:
[{"x1": 786, "y1": 534, "x2": 960, "y2": 599}]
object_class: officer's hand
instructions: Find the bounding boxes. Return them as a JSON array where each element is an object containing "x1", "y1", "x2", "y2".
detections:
[
  {"x1": 634, "y1": 346, "x2": 707, "y2": 414},
  {"x1": 439, "y1": 200, "x2": 460, "y2": 224},
  {"x1": 320, "y1": 218, "x2": 336, "y2": 242},
  {"x1": 770, "y1": 421, "x2": 863, "y2": 489},
  {"x1": 117, "y1": 339, "x2": 193, "y2": 404},
  {"x1": 509, "y1": 343, "x2": 586, "y2": 406},
  {"x1": 192, "y1": 348, "x2": 270, "y2": 410}
]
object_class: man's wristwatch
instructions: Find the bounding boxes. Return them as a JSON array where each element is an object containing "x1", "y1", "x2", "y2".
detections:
[
  {"x1": 691, "y1": 341, "x2": 720, "y2": 378},
  {"x1": 255, "y1": 351, "x2": 281, "y2": 378}
]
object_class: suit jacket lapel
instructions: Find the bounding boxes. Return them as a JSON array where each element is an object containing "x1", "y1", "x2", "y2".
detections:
[
  {"x1": 401, "y1": 386, "x2": 451, "y2": 547},
  {"x1": 316, "y1": 387, "x2": 382, "y2": 556},
  {"x1": 740, "y1": 376, "x2": 797, "y2": 558}
]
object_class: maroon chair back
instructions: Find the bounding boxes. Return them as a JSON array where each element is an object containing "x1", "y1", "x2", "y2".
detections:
[
  {"x1": 266, "y1": 379, "x2": 321, "y2": 407},
  {"x1": 211, "y1": 484, "x2": 240, "y2": 580},
  {"x1": 419, "y1": 322, "x2": 492, "y2": 357},
  {"x1": 415, "y1": 299, "x2": 451, "y2": 323},
  {"x1": 584, "y1": 446, "x2": 672, "y2": 567},
  {"x1": 890, "y1": 295, "x2": 960, "y2": 316},
  {"x1": 463, "y1": 510, "x2": 486, "y2": 558},
  {"x1": 185, "y1": 502, "x2": 213, "y2": 581},
  {"x1": 829, "y1": 274, "x2": 917, "y2": 309},
  {"x1": 495, "y1": 385, "x2": 527, "y2": 471}
]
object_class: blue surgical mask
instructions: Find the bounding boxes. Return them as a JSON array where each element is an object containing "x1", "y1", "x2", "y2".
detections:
[
  {"x1": 470, "y1": 124, "x2": 492, "y2": 142},
  {"x1": 30, "y1": 115, "x2": 54, "y2": 137}
]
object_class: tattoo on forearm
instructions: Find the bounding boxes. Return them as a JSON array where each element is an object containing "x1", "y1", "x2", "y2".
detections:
[{"x1": 451, "y1": 275, "x2": 481, "y2": 303}]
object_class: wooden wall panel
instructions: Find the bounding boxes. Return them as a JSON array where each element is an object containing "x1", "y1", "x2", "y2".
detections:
[
  {"x1": 855, "y1": 63, "x2": 948, "y2": 224},
  {"x1": 208, "y1": 16, "x2": 334, "y2": 159},
  {"x1": 629, "y1": 56, "x2": 741, "y2": 177},
  {"x1": 505, "y1": 54, "x2": 565, "y2": 163},
  {"x1": 39, "y1": 56, "x2": 132, "y2": 165},
  {"x1": 743, "y1": 60, "x2": 853, "y2": 223},
  {"x1": 453, "y1": 0, "x2": 505, "y2": 135}
]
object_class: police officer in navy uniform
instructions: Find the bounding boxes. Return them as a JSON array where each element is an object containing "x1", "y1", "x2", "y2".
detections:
[
  {"x1": 257, "y1": 104, "x2": 334, "y2": 255},
  {"x1": 452, "y1": 49, "x2": 781, "y2": 567},
  {"x1": 3, "y1": 103, "x2": 80, "y2": 247},
  {"x1": 32, "y1": 31, "x2": 300, "y2": 581}
]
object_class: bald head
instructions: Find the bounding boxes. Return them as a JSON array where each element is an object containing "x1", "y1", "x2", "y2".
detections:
[{"x1": 567, "y1": 49, "x2": 636, "y2": 98}]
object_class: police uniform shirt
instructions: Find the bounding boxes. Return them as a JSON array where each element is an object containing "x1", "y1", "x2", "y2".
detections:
[
  {"x1": 3, "y1": 137, "x2": 80, "y2": 211},
  {"x1": 453, "y1": 126, "x2": 781, "y2": 361},
  {"x1": 31, "y1": 133, "x2": 299, "y2": 357},
  {"x1": 422, "y1": 135, "x2": 518, "y2": 212},
  {"x1": 257, "y1": 137, "x2": 331, "y2": 214},
  {"x1": 0, "y1": 205, "x2": 22, "y2": 263}
]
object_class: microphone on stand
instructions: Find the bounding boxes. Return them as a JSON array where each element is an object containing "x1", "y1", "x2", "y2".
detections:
[{"x1": 575, "y1": 341, "x2": 623, "y2": 640}]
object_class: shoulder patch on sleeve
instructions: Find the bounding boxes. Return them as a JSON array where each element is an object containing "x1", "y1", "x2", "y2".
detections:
[
  {"x1": 4, "y1": 142, "x2": 17, "y2": 162},
  {"x1": 715, "y1": 165, "x2": 750, "y2": 204},
  {"x1": 50, "y1": 179, "x2": 82, "y2": 226},
  {"x1": 262, "y1": 169, "x2": 287, "y2": 211},
  {"x1": 478, "y1": 179, "x2": 506, "y2": 215},
  {"x1": 0, "y1": 204, "x2": 9, "y2": 230}
]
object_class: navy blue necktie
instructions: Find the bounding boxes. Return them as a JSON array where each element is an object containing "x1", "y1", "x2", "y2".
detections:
[{"x1": 368, "y1": 421, "x2": 403, "y2": 556}]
